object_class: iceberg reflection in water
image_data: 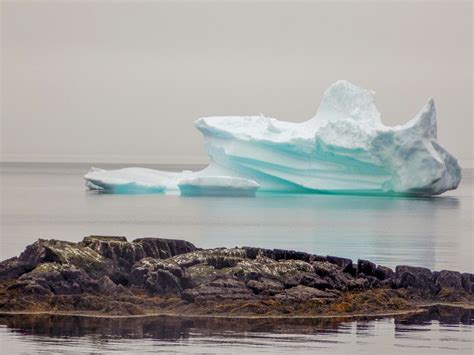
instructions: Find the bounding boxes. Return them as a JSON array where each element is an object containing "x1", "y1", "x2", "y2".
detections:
[{"x1": 0, "y1": 306, "x2": 472, "y2": 354}]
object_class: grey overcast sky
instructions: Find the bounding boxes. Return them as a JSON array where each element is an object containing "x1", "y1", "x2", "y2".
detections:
[{"x1": 1, "y1": 0, "x2": 473, "y2": 167}]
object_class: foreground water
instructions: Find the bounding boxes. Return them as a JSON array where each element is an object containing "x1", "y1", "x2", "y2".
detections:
[
  {"x1": 0, "y1": 306, "x2": 472, "y2": 354},
  {"x1": 0, "y1": 163, "x2": 473, "y2": 353}
]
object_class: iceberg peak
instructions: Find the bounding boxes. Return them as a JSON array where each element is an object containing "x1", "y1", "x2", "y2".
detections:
[
  {"x1": 401, "y1": 98, "x2": 437, "y2": 139},
  {"x1": 312, "y1": 80, "x2": 382, "y2": 125},
  {"x1": 84, "y1": 81, "x2": 461, "y2": 196}
]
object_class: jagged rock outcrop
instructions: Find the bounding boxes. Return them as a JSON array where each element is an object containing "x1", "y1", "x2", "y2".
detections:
[
  {"x1": 375, "y1": 265, "x2": 395, "y2": 281},
  {"x1": 0, "y1": 236, "x2": 197, "y2": 296},
  {"x1": 462, "y1": 273, "x2": 474, "y2": 293},
  {"x1": 0, "y1": 239, "x2": 113, "y2": 280},
  {"x1": 394, "y1": 266, "x2": 440, "y2": 293},
  {"x1": 0, "y1": 236, "x2": 472, "y2": 316}
]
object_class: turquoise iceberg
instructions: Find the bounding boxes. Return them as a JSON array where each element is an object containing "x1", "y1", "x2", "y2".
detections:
[{"x1": 84, "y1": 81, "x2": 461, "y2": 196}]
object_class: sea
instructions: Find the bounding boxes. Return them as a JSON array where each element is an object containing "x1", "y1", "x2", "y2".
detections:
[{"x1": 0, "y1": 162, "x2": 473, "y2": 354}]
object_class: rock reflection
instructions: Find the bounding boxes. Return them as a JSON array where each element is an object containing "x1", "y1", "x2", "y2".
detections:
[
  {"x1": 0, "y1": 306, "x2": 471, "y2": 341},
  {"x1": 395, "y1": 305, "x2": 473, "y2": 326}
]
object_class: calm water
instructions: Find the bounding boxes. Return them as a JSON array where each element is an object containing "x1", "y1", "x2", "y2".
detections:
[
  {"x1": 1, "y1": 163, "x2": 472, "y2": 271},
  {"x1": 0, "y1": 163, "x2": 473, "y2": 353},
  {"x1": 0, "y1": 306, "x2": 472, "y2": 354}
]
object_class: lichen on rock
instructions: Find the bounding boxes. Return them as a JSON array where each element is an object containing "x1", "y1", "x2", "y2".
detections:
[{"x1": 0, "y1": 236, "x2": 472, "y2": 317}]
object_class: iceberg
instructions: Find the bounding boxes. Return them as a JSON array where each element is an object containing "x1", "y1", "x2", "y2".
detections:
[
  {"x1": 84, "y1": 80, "x2": 462, "y2": 196},
  {"x1": 178, "y1": 176, "x2": 260, "y2": 196}
]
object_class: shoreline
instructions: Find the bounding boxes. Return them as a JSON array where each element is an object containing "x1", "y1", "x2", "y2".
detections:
[
  {"x1": 1, "y1": 236, "x2": 472, "y2": 319},
  {"x1": 0, "y1": 302, "x2": 472, "y2": 320}
]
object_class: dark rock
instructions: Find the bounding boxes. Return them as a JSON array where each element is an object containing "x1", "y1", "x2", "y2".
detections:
[
  {"x1": 255, "y1": 248, "x2": 273, "y2": 259},
  {"x1": 182, "y1": 278, "x2": 253, "y2": 302},
  {"x1": 17, "y1": 239, "x2": 66, "y2": 266},
  {"x1": 461, "y1": 273, "x2": 474, "y2": 293},
  {"x1": 365, "y1": 276, "x2": 381, "y2": 288},
  {"x1": 81, "y1": 236, "x2": 146, "y2": 271},
  {"x1": 0, "y1": 257, "x2": 34, "y2": 280},
  {"x1": 206, "y1": 255, "x2": 242, "y2": 269},
  {"x1": 272, "y1": 249, "x2": 288, "y2": 260},
  {"x1": 242, "y1": 247, "x2": 260, "y2": 259},
  {"x1": 395, "y1": 266, "x2": 439, "y2": 293},
  {"x1": 50, "y1": 280, "x2": 79, "y2": 295},
  {"x1": 97, "y1": 276, "x2": 121, "y2": 295},
  {"x1": 157, "y1": 263, "x2": 184, "y2": 279},
  {"x1": 1, "y1": 236, "x2": 471, "y2": 317},
  {"x1": 8, "y1": 281, "x2": 53, "y2": 296},
  {"x1": 357, "y1": 259, "x2": 376, "y2": 277},
  {"x1": 81, "y1": 236, "x2": 196, "y2": 273},
  {"x1": 83, "y1": 236, "x2": 127, "y2": 243},
  {"x1": 272, "y1": 249, "x2": 311, "y2": 262},
  {"x1": 309, "y1": 254, "x2": 327, "y2": 262},
  {"x1": 184, "y1": 263, "x2": 218, "y2": 286},
  {"x1": 310, "y1": 261, "x2": 368, "y2": 292},
  {"x1": 374, "y1": 265, "x2": 394, "y2": 281},
  {"x1": 145, "y1": 269, "x2": 183, "y2": 294},
  {"x1": 241, "y1": 271, "x2": 262, "y2": 282},
  {"x1": 275, "y1": 285, "x2": 336, "y2": 302},
  {"x1": 283, "y1": 275, "x2": 300, "y2": 289},
  {"x1": 96, "y1": 275, "x2": 131, "y2": 296},
  {"x1": 129, "y1": 257, "x2": 188, "y2": 293},
  {"x1": 347, "y1": 277, "x2": 370, "y2": 291},
  {"x1": 300, "y1": 275, "x2": 333, "y2": 290},
  {"x1": 312, "y1": 261, "x2": 339, "y2": 277},
  {"x1": 11, "y1": 263, "x2": 102, "y2": 295},
  {"x1": 326, "y1": 256, "x2": 355, "y2": 275},
  {"x1": 129, "y1": 258, "x2": 161, "y2": 286},
  {"x1": 109, "y1": 271, "x2": 130, "y2": 286},
  {"x1": 435, "y1": 270, "x2": 463, "y2": 291},
  {"x1": 132, "y1": 238, "x2": 197, "y2": 259},
  {"x1": 242, "y1": 247, "x2": 313, "y2": 263},
  {"x1": 16, "y1": 239, "x2": 112, "y2": 279},
  {"x1": 247, "y1": 278, "x2": 284, "y2": 295}
]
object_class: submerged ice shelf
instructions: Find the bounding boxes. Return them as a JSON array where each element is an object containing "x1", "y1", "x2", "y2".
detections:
[{"x1": 84, "y1": 81, "x2": 461, "y2": 196}]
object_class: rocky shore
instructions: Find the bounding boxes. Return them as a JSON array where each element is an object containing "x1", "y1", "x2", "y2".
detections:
[{"x1": 0, "y1": 236, "x2": 472, "y2": 317}]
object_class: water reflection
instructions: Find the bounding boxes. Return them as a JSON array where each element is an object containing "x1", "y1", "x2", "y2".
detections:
[
  {"x1": 0, "y1": 306, "x2": 472, "y2": 354},
  {"x1": 0, "y1": 306, "x2": 471, "y2": 340}
]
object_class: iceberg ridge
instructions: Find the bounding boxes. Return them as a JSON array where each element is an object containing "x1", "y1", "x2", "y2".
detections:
[{"x1": 84, "y1": 80, "x2": 461, "y2": 196}]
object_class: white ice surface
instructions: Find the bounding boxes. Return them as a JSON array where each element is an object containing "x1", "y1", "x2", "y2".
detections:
[
  {"x1": 178, "y1": 176, "x2": 260, "y2": 196},
  {"x1": 84, "y1": 81, "x2": 461, "y2": 196}
]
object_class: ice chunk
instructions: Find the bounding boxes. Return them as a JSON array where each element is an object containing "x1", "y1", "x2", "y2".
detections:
[
  {"x1": 84, "y1": 167, "x2": 166, "y2": 194},
  {"x1": 178, "y1": 176, "x2": 260, "y2": 196},
  {"x1": 84, "y1": 81, "x2": 461, "y2": 196}
]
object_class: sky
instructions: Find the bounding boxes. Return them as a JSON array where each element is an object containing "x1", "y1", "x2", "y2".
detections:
[{"x1": 1, "y1": 0, "x2": 473, "y2": 167}]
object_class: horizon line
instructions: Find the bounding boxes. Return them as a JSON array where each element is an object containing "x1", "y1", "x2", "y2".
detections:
[{"x1": 1, "y1": 154, "x2": 473, "y2": 169}]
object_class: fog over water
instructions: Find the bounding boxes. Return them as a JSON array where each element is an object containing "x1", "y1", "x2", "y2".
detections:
[{"x1": 2, "y1": 1, "x2": 472, "y2": 166}]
